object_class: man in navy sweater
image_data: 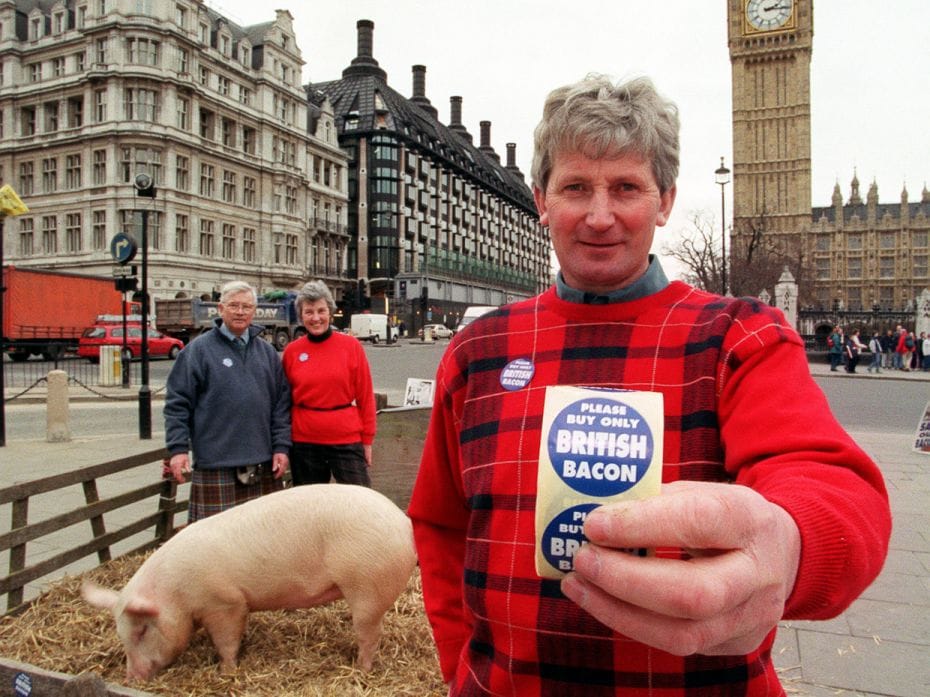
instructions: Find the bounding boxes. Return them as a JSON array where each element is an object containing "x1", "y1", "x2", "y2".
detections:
[{"x1": 165, "y1": 280, "x2": 291, "y2": 521}]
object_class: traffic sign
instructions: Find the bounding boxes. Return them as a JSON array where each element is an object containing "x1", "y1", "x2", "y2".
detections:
[{"x1": 110, "y1": 233, "x2": 137, "y2": 264}]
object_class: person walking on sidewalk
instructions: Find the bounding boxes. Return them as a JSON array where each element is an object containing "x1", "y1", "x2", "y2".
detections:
[
  {"x1": 897, "y1": 329, "x2": 915, "y2": 371},
  {"x1": 881, "y1": 329, "x2": 895, "y2": 369},
  {"x1": 844, "y1": 328, "x2": 865, "y2": 373},
  {"x1": 164, "y1": 280, "x2": 291, "y2": 521},
  {"x1": 867, "y1": 332, "x2": 883, "y2": 373},
  {"x1": 828, "y1": 325, "x2": 844, "y2": 371}
]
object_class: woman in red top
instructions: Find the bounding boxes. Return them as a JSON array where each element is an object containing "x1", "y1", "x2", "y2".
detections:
[{"x1": 282, "y1": 280, "x2": 376, "y2": 486}]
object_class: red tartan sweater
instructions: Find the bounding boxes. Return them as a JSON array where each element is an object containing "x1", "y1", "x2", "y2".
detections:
[{"x1": 407, "y1": 282, "x2": 890, "y2": 696}]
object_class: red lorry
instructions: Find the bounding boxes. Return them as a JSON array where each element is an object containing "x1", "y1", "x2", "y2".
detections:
[{"x1": 2, "y1": 265, "x2": 137, "y2": 361}]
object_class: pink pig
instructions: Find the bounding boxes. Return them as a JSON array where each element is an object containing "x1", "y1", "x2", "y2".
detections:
[{"x1": 82, "y1": 484, "x2": 417, "y2": 680}]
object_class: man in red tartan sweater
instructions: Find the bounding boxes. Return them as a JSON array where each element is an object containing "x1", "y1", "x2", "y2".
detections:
[{"x1": 407, "y1": 75, "x2": 891, "y2": 696}]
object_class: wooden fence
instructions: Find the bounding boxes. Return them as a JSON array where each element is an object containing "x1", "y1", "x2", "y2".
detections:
[{"x1": 0, "y1": 447, "x2": 178, "y2": 615}]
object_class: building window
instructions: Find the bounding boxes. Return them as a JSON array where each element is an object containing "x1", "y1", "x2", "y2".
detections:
[
  {"x1": 285, "y1": 185, "x2": 297, "y2": 215},
  {"x1": 847, "y1": 257, "x2": 862, "y2": 279},
  {"x1": 21, "y1": 106, "x2": 37, "y2": 136},
  {"x1": 19, "y1": 218, "x2": 34, "y2": 256},
  {"x1": 879, "y1": 232, "x2": 896, "y2": 249},
  {"x1": 221, "y1": 117, "x2": 234, "y2": 147},
  {"x1": 285, "y1": 234, "x2": 298, "y2": 265},
  {"x1": 199, "y1": 108, "x2": 215, "y2": 140},
  {"x1": 815, "y1": 257, "x2": 830, "y2": 281},
  {"x1": 198, "y1": 65, "x2": 208, "y2": 86},
  {"x1": 29, "y1": 63, "x2": 42, "y2": 82},
  {"x1": 240, "y1": 46, "x2": 251, "y2": 67},
  {"x1": 175, "y1": 155, "x2": 189, "y2": 190},
  {"x1": 242, "y1": 126, "x2": 256, "y2": 154},
  {"x1": 53, "y1": 57, "x2": 65, "y2": 77},
  {"x1": 42, "y1": 157, "x2": 58, "y2": 193},
  {"x1": 217, "y1": 76, "x2": 229, "y2": 96},
  {"x1": 92, "y1": 210, "x2": 106, "y2": 248},
  {"x1": 92, "y1": 149, "x2": 106, "y2": 185},
  {"x1": 65, "y1": 154, "x2": 82, "y2": 188},
  {"x1": 177, "y1": 97, "x2": 189, "y2": 130},
  {"x1": 199, "y1": 219, "x2": 214, "y2": 256},
  {"x1": 94, "y1": 89, "x2": 107, "y2": 122},
  {"x1": 239, "y1": 86, "x2": 251, "y2": 106},
  {"x1": 199, "y1": 163, "x2": 215, "y2": 197},
  {"x1": 44, "y1": 102, "x2": 59, "y2": 132},
  {"x1": 149, "y1": 211, "x2": 162, "y2": 250},
  {"x1": 913, "y1": 231, "x2": 928, "y2": 248},
  {"x1": 175, "y1": 4, "x2": 187, "y2": 29},
  {"x1": 42, "y1": 216, "x2": 58, "y2": 254},
  {"x1": 75, "y1": 51, "x2": 86, "y2": 71},
  {"x1": 846, "y1": 234, "x2": 863, "y2": 251},
  {"x1": 120, "y1": 147, "x2": 162, "y2": 184},
  {"x1": 95, "y1": 38, "x2": 107, "y2": 65},
  {"x1": 127, "y1": 38, "x2": 159, "y2": 65},
  {"x1": 66, "y1": 213, "x2": 82, "y2": 252},
  {"x1": 222, "y1": 223, "x2": 236, "y2": 259},
  {"x1": 30, "y1": 17, "x2": 42, "y2": 41},
  {"x1": 124, "y1": 88, "x2": 159, "y2": 121},
  {"x1": 175, "y1": 213, "x2": 189, "y2": 253},
  {"x1": 242, "y1": 227, "x2": 256, "y2": 262},
  {"x1": 177, "y1": 47, "x2": 189, "y2": 74},
  {"x1": 67, "y1": 97, "x2": 83, "y2": 128},
  {"x1": 914, "y1": 255, "x2": 928, "y2": 278},
  {"x1": 199, "y1": 23, "x2": 209, "y2": 45},
  {"x1": 243, "y1": 176, "x2": 256, "y2": 208},
  {"x1": 222, "y1": 170, "x2": 236, "y2": 203},
  {"x1": 879, "y1": 256, "x2": 895, "y2": 279}
]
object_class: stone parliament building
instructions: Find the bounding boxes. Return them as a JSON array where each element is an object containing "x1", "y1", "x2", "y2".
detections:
[
  {"x1": 0, "y1": 1, "x2": 548, "y2": 331},
  {"x1": 727, "y1": 0, "x2": 930, "y2": 333}
]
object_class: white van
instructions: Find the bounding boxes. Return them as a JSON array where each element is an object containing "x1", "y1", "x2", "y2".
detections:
[
  {"x1": 349, "y1": 313, "x2": 395, "y2": 343},
  {"x1": 456, "y1": 306, "x2": 498, "y2": 333}
]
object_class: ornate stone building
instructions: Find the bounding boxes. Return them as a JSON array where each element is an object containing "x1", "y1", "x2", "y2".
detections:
[
  {"x1": 0, "y1": 0, "x2": 350, "y2": 301},
  {"x1": 309, "y1": 20, "x2": 549, "y2": 329},
  {"x1": 726, "y1": 0, "x2": 930, "y2": 313}
]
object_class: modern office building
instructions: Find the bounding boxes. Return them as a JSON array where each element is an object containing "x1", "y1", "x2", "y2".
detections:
[
  {"x1": 727, "y1": 0, "x2": 930, "y2": 312},
  {"x1": 309, "y1": 20, "x2": 550, "y2": 329},
  {"x1": 0, "y1": 0, "x2": 350, "y2": 303}
]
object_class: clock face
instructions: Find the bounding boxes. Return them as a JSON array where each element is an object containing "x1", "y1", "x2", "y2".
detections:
[{"x1": 746, "y1": 0, "x2": 794, "y2": 31}]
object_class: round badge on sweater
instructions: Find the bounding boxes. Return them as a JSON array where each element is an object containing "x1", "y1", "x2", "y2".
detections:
[
  {"x1": 222, "y1": 358, "x2": 234, "y2": 367},
  {"x1": 500, "y1": 358, "x2": 535, "y2": 391},
  {"x1": 299, "y1": 352, "x2": 309, "y2": 362}
]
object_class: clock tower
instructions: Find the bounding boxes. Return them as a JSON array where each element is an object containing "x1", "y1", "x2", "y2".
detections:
[{"x1": 727, "y1": 0, "x2": 813, "y2": 254}]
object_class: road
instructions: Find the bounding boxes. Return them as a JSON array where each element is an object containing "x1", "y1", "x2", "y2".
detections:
[{"x1": 3, "y1": 341, "x2": 928, "y2": 440}]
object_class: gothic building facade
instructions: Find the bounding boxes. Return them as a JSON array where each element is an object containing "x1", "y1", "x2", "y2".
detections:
[{"x1": 726, "y1": 0, "x2": 929, "y2": 312}]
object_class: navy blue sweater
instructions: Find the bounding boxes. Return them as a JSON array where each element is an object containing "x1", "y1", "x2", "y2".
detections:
[{"x1": 164, "y1": 322, "x2": 291, "y2": 468}]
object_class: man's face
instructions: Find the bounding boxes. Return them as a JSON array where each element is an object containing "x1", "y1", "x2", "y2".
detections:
[
  {"x1": 534, "y1": 151, "x2": 676, "y2": 294},
  {"x1": 218, "y1": 290, "x2": 256, "y2": 336}
]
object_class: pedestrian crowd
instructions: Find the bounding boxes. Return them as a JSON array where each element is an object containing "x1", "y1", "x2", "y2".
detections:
[{"x1": 829, "y1": 323, "x2": 930, "y2": 374}]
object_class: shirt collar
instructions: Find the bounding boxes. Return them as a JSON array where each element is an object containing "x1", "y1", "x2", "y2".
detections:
[
  {"x1": 217, "y1": 321, "x2": 249, "y2": 344},
  {"x1": 555, "y1": 255, "x2": 670, "y2": 304}
]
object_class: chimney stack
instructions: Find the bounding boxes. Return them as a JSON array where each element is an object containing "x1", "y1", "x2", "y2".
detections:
[
  {"x1": 448, "y1": 96, "x2": 472, "y2": 142},
  {"x1": 342, "y1": 19, "x2": 386, "y2": 80},
  {"x1": 410, "y1": 65, "x2": 438, "y2": 119}
]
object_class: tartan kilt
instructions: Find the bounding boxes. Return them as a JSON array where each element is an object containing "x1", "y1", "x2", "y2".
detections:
[{"x1": 188, "y1": 463, "x2": 283, "y2": 522}]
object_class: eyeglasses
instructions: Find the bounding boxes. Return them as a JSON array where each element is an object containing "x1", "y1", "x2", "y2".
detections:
[{"x1": 224, "y1": 303, "x2": 256, "y2": 312}]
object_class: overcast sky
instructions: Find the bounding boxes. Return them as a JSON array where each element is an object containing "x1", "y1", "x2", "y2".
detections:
[{"x1": 209, "y1": 0, "x2": 930, "y2": 280}]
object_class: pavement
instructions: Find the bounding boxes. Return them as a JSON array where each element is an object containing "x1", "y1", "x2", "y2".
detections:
[{"x1": 0, "y1": 361, "x2": 928, "y2": 696}]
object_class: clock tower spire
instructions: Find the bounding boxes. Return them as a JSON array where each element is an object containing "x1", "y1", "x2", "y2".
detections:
[{"x1": 727, "y1": 0, "x2": 813, "y2": 258}]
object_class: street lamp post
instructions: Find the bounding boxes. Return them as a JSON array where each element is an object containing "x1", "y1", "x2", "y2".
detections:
[
  {"x1": 715, "y1": 157, "x2": 731, "y2": 296},
  {"x1": 133, "y1": 173, "x2": 156, "y2": 439}
]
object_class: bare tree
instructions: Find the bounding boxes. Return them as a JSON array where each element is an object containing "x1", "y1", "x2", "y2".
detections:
[
  {"x1": 663, "y1": 208, "x2": 815, "y2": 301},
  {"x1": 660, "y1": 210, "x2": 723, "y2": 292}
]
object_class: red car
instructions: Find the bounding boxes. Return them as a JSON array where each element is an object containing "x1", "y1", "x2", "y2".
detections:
[{"x1": 78, "y1": 324, "x2": 183, "y2": 362}]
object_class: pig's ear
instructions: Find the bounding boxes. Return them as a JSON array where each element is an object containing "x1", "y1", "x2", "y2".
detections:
[
  {"x1": 123, "y1": 597, "x2": 159, "y2": 620},
  {"x1": 81, "y1": 581, "x2": 120, "y2": 611}
]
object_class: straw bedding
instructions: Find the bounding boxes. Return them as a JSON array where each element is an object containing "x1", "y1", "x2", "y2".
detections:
[{"x1": 0, "y1": 553, "x2": 445, "y2": 696}]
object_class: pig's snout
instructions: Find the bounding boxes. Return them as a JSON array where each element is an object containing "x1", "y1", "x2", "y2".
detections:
[{"x1": 126, "y1": 656, "x2": 159, "y2": 681}]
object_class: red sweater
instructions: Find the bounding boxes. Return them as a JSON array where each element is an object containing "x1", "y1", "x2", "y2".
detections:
[
  {"x1": 408, "y1": 283, "x2": 890, "y2": 696},
  {"x1": 281, "y1": 331, "x2": 376, "y2": 445}
]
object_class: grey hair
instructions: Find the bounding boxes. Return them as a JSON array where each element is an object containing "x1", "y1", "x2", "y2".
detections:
[
  {"x1": 295, "y1": 280, "x2": 336, "y2": 315},
  {"x1": 219, "y1": 280, "x2": 258, "y2": 304},
  {"x1": 530, "y1": 74, "x2": 680, "y2": 194}
]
